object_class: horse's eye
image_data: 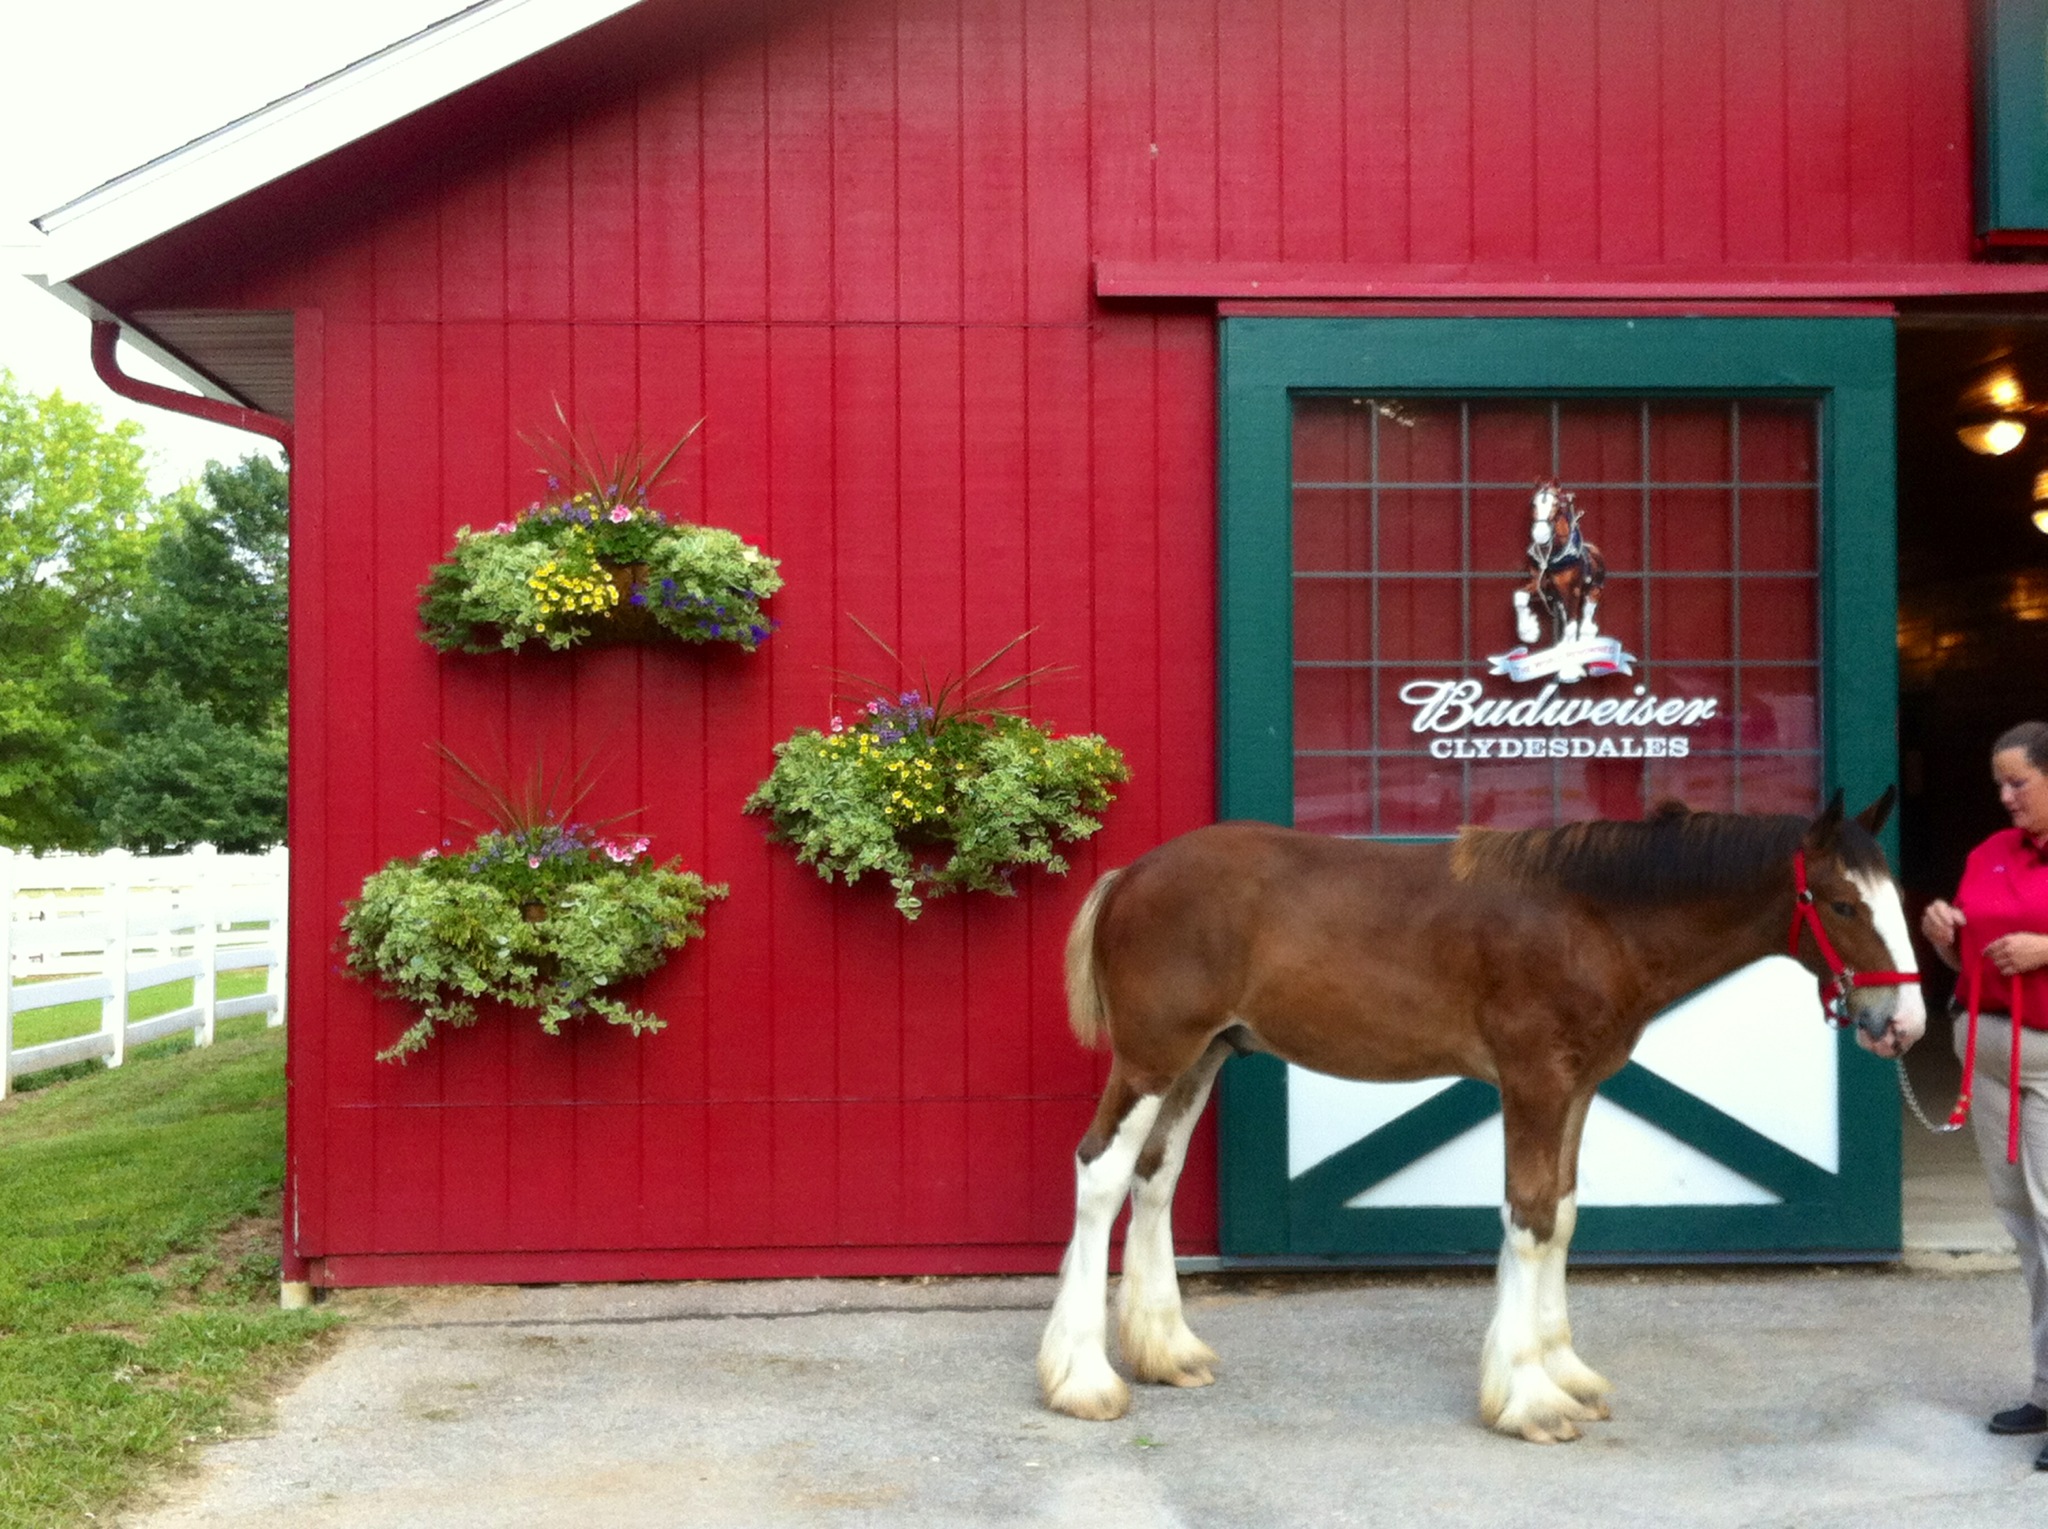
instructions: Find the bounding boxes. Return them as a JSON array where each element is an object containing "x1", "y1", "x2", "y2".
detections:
[{"x1": 1829, "y1": 900, "x2": 1858, "y2": 918}]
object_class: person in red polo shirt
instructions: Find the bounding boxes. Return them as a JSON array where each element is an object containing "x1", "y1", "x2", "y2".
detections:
[{"x1": 1922, "y1": 720, "x2": 2048, "y2": 1467}]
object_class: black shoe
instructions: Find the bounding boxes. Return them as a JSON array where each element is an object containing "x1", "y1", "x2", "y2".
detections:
[
  {"x1": 1992, "y1": 1402, "x2": 2048, "y2": 1435},
  {"x1": 2037, "y1": 1438, "x2": 2048, "y2": 1472}
]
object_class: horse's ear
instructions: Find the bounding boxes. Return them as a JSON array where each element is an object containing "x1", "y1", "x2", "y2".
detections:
[
  {"x1": 1806, "y1": 789, "x2": 1846, "y2": 847},
  {"x1": 1854, "y1": 785, "x2": 1897, "y2": 836},
  {"x1": 1647, "y1": 798, "x2": 1690, "y2": 825}
]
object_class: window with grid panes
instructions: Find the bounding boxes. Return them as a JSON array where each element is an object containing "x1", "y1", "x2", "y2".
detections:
[{"x1": 1290, "y1": 396, "x2": 1822, "y2": 837}]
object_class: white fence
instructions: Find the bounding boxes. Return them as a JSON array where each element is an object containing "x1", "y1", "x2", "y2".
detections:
[{"x1": 2, "y1": 845, "x2": 287, "y2": 1099}]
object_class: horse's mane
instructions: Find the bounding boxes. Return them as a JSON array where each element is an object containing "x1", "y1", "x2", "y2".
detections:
[{"x1": 1449, "y1": 802, "x2": 1888, "y2": 908}]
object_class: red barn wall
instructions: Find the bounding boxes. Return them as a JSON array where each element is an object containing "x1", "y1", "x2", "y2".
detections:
[{"x1": 147, "y1": 0, "x2": 1972, "y2": 1280}]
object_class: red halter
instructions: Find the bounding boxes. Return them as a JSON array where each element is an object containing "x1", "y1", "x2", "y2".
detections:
[{"x1": 1787, "y1": 850, "x2": 1918, "y2": 1029}]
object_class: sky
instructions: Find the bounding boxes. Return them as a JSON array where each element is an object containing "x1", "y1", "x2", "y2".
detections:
[{"x1": 0, "y1": 1, "x2": 466, "y2": 492}]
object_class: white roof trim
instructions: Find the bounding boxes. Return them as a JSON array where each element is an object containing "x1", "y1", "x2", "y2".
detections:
[{"x1": 26, "y1": 0, "x2": 642, "y2": 285}]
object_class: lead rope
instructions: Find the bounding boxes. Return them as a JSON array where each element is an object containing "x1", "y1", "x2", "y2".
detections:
[{"x1": 1896, "y1": 949, "x2": 2023, "y2": 1166}]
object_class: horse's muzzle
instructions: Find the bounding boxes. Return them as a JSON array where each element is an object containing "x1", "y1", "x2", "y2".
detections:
[{"x1": 1850, "y1": 983, "x2": 1926, "y2": 1055}]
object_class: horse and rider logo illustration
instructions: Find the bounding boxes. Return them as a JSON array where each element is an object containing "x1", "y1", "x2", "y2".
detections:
[{"x1": 1491, "y1": 479, "x2": 1638, "y2": 684}]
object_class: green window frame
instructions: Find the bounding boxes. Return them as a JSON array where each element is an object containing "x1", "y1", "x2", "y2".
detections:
[
  {"x1": 1216, "y1": 315, "x2": 1901, "y2": 1262},
  {"x1": 1977, "y1": 0, "x2": 2048, "y2": 238}
]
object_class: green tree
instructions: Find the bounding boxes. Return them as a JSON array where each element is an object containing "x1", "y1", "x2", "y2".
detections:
[
  {"x1": 91, "y1": 455, "x2": 288, "y2": 853},
  {"x1": 0, "y1": 372, "x2": 152, "y2": 850}
]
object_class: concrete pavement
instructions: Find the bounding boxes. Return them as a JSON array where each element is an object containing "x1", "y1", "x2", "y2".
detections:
[{"x1": 122, "y1": 1263, "x2": 2048, "y2": 1528}]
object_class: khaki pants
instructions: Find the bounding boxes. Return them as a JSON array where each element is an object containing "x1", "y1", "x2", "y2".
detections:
[{"x1": 1955, "y1": 1014, "x2": 2048, "y2": 1408}]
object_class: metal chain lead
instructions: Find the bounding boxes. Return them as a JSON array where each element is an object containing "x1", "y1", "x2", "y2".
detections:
[{"x1": 1896, "y1": 1056, "x2": 1967, "y2": 1135}]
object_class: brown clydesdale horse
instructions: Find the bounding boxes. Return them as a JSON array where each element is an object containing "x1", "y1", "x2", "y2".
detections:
[{"x1": 1038, "y1": 794, "x2": 1924, "y2": 1441}]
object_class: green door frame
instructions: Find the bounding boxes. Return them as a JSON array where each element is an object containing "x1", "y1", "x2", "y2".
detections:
[{"x1": 1216, "y1": 316, "x2": 1902, "y2": 1262}]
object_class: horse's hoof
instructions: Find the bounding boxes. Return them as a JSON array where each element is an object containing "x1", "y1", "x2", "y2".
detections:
[
  {"x1": 1120, "y1": 1311, "x2": 1219, "y2": 1389},
  {"x1": 1044, "y1": 1374, "x2": 1132, "y2": 1421},
  {"x1": 1040, "y1": 1329, "x2": 1133, "y2": 1421},
  {"x1": 1543, "y1": 1351, "x2": 1612, "y2": 1415},
  {"x1": 1486, "y1": 1364, "x2": 1595, "y2": 1442}
]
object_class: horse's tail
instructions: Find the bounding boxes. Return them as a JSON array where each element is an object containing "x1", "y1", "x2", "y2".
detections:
[{"x1": 1063, "y1": 869, "x2": 1121, "y2": 1050}]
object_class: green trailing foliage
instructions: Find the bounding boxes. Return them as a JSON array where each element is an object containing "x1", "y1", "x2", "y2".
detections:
[
  {"x1": 745, "y1": 632, "x2": 1129, "y2": 918},
  {"x1": 417, "y1": 415, "x2": 780, "y2": 653},
  {"x1": 342, "y1": 824, "x2": 726, "y2": 1061}
]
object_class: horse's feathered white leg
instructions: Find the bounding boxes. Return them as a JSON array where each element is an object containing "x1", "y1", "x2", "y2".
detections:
[
  {"x1": 1534, "y1": 1194, "x2": 1610, "y2": 1415},
  {"x1": 1479, "y1": 1207, "x2": 1598, "y2": 1443},
  {"x1": 1119, "y1": 1050, "x2": 1227, "y2": 1388},
  {"x1": 1039, "y1": 1092, "x2": 1162, "y2": 1420}
]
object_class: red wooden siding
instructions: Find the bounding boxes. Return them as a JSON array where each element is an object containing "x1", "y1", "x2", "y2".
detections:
[{"x1": 113, "y1": 0, "x2": 1977, "y2": 1280}]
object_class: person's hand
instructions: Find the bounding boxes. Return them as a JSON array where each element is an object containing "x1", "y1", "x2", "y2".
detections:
[
  {"x1": 1984, "y1": 931, "x2": 2048, "y2": 977},
  {"x1": 1920, "y1": 899, "x2": 1965, "y2": 970}
]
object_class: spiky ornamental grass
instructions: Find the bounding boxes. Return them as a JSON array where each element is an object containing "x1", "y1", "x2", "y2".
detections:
[
  {"x1": 418, "y1": 412, "x2": 781, "y2": 654},
  {"x1": 744, "y1": 628, "x2": 1129, "y2": 919}
]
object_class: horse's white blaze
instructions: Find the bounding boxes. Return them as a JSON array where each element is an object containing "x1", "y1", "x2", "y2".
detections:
[
  {"x1": 1039, "y1": 1095, "x2": 1162, "y2": 1419},
  {"x1": 1481, "y1": 1208, "x2": 1596, "y2": 1441},
  {"x1": 1850, "y1": 870, "x2": 1927, "y2": 1049},
  {"x1": 1119, "y1": 1078, "x2": 1220, "y2": 1387}
]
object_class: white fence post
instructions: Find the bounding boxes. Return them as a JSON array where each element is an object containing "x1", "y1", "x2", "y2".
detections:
[
  {"x1": 193, "y1": 844, "x2": 218, "y2": 1047},
  {"x1": 267, "y1": 842, "x2": 288, "y2": 1028},
  {"x1": 0, "y1": 847, "x2": 13, "y2": 1102},
  {"x1": 102, "y1": 848, "x2": 131, "y2": 1070}
]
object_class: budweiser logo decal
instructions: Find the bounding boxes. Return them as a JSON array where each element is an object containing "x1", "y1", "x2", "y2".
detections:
[
  {"x1": 1491, "y1": 480, "x2": 1637, "y2": 685},
  {"x1": 1397, "y1": 479, "x2": 1718, "y2": 758}
]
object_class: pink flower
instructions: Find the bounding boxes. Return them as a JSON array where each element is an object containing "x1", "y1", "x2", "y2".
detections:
[
  {"x1": 829, "y1": 716, "x2": 844, "y2": 734},
  {"x1": 527, "y1": 855, "x2": 542, "y2": 868},
  {"x1": 608, "y1": 506, "x2": 633, "y2": 524},
  {"x1": 492, "y1": 521, "x2": 517, "y2": 535},
  {"x1": 421, "y1": 848, "x2": 439, "y2": 860}
]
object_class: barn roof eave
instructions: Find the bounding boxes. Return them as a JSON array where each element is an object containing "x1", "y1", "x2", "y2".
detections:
[{"x1": 23, "y1": 0, "x2": 645, "y2": 288}]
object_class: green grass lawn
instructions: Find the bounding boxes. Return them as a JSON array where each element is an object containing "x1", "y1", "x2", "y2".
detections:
[{"x1": 0, "y1": 1017, "x2": 338, "y2": 1529}]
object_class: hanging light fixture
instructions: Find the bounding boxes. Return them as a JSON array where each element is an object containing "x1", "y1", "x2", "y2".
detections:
[
  {"x1": 1960, "y1": 417, "x2": 2028, "y2": 454},
  {"x1": 1957, "y1": 366, "x2": 2031, "y2": 455}
]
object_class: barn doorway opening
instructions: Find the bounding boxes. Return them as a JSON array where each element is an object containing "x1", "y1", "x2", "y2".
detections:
[{"x1": 1895, "y1": 313, "x2": 2048, "y2": 1257}]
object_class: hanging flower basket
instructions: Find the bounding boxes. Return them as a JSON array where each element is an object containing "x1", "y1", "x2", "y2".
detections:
[
  {"x1": 744, "y1": 631, "x2": 1129, "y2": 919},
  {"x1": 343, "y1": 824, "x2": 726, "y2": 1061},
  {"x1": 418, "y1": 414, "x2": 781, "y2": 654}
]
